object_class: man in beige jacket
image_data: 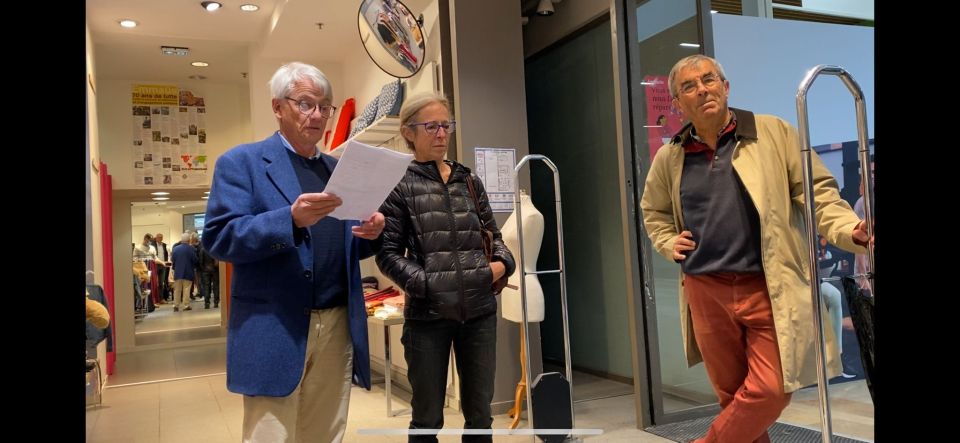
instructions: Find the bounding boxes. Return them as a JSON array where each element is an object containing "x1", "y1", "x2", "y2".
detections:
[{"x1": 640, "y1": 55, "x2": 870, "y2": 443}]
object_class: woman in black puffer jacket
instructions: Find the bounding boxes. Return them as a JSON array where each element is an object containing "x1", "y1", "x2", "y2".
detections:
[{"x1": 377, "y1": 92, "x2": 515, "y2": 442}]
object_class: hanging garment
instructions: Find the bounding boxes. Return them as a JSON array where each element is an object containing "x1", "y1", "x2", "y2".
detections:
[{"x1": 330, "y1": 98, "x2": 356, "y2": 150}]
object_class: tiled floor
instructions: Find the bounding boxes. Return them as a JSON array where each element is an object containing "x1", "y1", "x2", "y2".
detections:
[
  {"x1": 135, "y1": 298, "x2": 224, "y2": 346},
  {"x1": 89, "y1": 343, "x2": 873, "y2": 442}
]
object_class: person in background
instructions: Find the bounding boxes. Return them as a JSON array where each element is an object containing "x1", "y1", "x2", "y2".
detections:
[
  {"x1": 197, "y1": 242, "x2": 220, "y2": 309},
  {"x1": 171, "y1": 232, "x2": 198, "y2": 312},
  {"x1": 153, "y1": 233, "x2": 171, "y2": 301}
]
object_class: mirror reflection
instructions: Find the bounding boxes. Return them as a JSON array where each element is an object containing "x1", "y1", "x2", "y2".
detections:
[
  {"x1": 358, "y1": 0, "x2": 426, "y2": 78},
  {"x1": 131, "y1": 200, "x2": 224, "y2": 346}
]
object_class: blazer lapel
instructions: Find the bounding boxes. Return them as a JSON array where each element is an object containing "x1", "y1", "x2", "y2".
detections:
[{"x1": 263, "y1": 132, "x2": 302, "y2": 205}]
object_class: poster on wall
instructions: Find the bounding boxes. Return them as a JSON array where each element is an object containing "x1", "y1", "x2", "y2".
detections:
[
  {"x1": 131, "y1": 85, "x2": 208, "y2": 187},
  {"x1": 642, "y1": 75, "x2": 684, "y2": 160},
  {"x1": 473, "y1": 147, "x2": 516, "y2": 212}
]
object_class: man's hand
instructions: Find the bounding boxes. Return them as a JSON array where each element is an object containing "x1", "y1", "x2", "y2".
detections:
[
  {"x1": 673, "y1": 230, "x2": 696, "y2": 261},
  {"x1": 352, "y1": 212, "x2": 385, "y2": 240},
  {"x1": 490, "y1": 261, "x2": 506, "y2": 282},
  {"x1": 292, "y1": 192, "x2": 342, "y2": 228},
  {"x1": 852, "y1": 220, "x2": 873, "y2": 248}
]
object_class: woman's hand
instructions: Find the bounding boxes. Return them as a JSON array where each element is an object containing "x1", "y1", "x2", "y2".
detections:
[{"x1": 490, "y1": 261, "x2": 506, "y2": 282}]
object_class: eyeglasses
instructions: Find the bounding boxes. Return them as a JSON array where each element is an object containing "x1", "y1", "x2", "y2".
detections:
[
  {"x1": 677, "y1": 73, "x2": 722, "y2": 96},
  {"x1": 407, "y1": 120, "x2": 457, "y2": 135},
  {"x1": 284, "y1": 97, "x2": 337, "y2": 118}
]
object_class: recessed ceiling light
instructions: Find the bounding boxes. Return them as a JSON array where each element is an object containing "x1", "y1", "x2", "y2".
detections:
[
  {"x1": 240, "y1": 4, "x2": 260, "y2": 12},
  {"x1": 679, "y1": 43, "x2": 700, "y2": 48},
  {"x1": 152, "y1": 197, "x2": 170, "y2": 201},
  {"x1": 191, "y1": 61, "x2": 210, "y2": 67},
  {"x1": 119, "y1": 19, "x2": 138, "y2": 28},
  {"x1": 204, "y1": 191, "x2": 210, "y2": 194},
  {"x1": 150, "y1": 191, "x2": 170, "y2": 196},
  {"x1": 201, "y1": 196, "x2": 209, "y2": 200},
  {"x1": 201, "y1": 1, "x2": 223, "y2": 12}
]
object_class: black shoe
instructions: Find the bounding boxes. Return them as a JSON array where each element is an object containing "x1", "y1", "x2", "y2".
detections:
[
  {"x1": 205, "y1": 304, "x2": 210, "y2": 309},
  {"x1": 174, "y1": 306, "x2": 179, "y2": 312},
  {"x1": 214, "y1": 303, "x2": 219, "y2": 308}
]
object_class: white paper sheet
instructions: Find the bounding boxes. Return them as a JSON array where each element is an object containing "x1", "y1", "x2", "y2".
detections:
[{"x1": 325, "y1": 139, "x2": 414, "y2": 220}]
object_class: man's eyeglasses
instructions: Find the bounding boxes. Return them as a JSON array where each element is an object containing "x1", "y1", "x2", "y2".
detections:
[
  {"x1": 407, "y1": 120, "x2": 457, "y2": 135},
  {"x1": 677, "y1": 73, "x2": 723, "y2": 96},
  {"x1": 285, "y1": 97, "x2": 337, "y2": 118}
]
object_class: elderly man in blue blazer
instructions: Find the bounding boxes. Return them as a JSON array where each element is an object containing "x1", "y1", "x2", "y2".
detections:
[{"x1": 203, "y1": 62, "x2": 385, "y2": 443}]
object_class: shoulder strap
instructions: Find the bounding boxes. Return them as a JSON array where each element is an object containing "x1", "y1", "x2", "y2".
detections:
[{"x1": 464, "y1": 174, "x2": 483, "y2": 217}]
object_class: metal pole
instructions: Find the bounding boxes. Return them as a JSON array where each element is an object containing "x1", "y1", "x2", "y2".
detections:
[
  {"x1": 513, "y1": 154, "x2": 576, "y2": 438},
  {"x1": 795, "y1": 64, "x2": 874, "y2": 443}
]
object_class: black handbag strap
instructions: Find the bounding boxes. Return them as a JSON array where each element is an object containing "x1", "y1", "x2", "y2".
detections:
[{"x1": 464, "y1": 174, "x2": 483, "y2": 221}]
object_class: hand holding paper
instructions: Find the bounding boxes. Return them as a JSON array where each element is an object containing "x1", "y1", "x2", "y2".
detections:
[{"x1": 325, "y1": 140, "x2": 414, "y2": 220}]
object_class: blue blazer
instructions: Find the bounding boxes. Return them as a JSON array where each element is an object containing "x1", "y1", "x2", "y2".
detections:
[{"x1": 202, "y1": 132, "x2": 376, "y2": 396}]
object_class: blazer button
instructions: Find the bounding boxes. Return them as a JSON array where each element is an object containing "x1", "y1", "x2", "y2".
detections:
[{"x1": 304, "y1": 270, "x2": 312, "y2": 279}]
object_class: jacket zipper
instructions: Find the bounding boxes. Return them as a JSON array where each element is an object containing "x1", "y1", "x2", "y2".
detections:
[{"x1": 438, "y1": 165, "x2": 467, "y2": 322}]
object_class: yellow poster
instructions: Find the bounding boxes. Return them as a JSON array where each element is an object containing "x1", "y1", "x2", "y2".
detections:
[{"x1": 131, "y1": 84, "x2": 179, "y2": 105}]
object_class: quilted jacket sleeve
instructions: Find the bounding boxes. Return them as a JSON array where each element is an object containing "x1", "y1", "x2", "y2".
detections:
[{"x1": 376, "y1": 184, "x2": 428, "y2": 298}]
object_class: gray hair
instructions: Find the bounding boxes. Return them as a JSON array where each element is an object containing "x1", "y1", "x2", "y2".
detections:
[
  {"x1": 668, "y1": 55, "x2": 727, "y2": 98},
  {"x1": 180, "y1": 232, "x2": 192, "y2": 243},
  {"x1": 398, "y1": 91, "x2": 451, "y2": 151},
  {"x1": 268, "y1": 62, "x2": 333, "y2": 102}
]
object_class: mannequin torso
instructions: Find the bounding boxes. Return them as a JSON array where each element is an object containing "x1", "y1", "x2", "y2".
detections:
[{"x1": 500, "y1": 192, "x2": 545, "y2": 322}]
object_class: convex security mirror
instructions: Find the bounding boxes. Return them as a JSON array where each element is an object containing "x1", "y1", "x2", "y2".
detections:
[{"x1": 358, "y1": 0, "x2": 426, "y2": 78}]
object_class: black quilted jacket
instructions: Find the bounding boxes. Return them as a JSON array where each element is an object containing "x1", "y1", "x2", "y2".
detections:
[{"x1": 376, "y1": 159, "x2": 516, "y2": 321}]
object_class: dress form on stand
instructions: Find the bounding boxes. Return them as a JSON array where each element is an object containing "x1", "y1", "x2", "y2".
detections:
[{"x1": 499, "y1": 190, "x2": 544, "y2": 429}]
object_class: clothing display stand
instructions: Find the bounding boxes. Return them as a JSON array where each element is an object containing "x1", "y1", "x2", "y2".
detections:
[
  {"x1": 795, "y1": 64, "x2": 875, "y2": 443},
  {"x1": 511, "y1": 155, "x2": 576, "y2": 441}
]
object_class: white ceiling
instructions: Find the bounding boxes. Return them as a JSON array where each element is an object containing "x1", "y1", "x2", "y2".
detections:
[{"x1": 88, "y1": 0, "x2": 434, "y2": 84}]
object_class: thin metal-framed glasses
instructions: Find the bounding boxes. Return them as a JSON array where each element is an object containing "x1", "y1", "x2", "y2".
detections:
[
  {"x1": 285, "y1": 97, "x2": 337, "y2": 118},
  {"x1": 678, "y1": 73, "x2": 723, "y2": 96},
  {"x1": 407, "y1": 120, "x2": 457, "y2": 135}
]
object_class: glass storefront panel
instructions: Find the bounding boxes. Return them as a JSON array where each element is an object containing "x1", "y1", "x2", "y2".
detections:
[{"x1": 632, "y1": 0, "x2": 715, "y2": 415}]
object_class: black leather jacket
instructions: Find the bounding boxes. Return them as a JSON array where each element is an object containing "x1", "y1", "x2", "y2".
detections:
[{"x1": 376, "y1": 160, "x2": 516, "y2": 321}]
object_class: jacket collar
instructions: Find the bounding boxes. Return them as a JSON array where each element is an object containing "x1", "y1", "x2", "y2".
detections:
[
  {"x1": 671, "y1": 107, "x2": 758, "y2": 146},
  {"x1": 409, "y1": 159, "x2": 471, "y2": 183}
]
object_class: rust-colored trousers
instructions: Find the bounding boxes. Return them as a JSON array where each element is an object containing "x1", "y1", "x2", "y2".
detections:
[{"x1": 684, "y1": 272, "x2": 792, "y2": 443}]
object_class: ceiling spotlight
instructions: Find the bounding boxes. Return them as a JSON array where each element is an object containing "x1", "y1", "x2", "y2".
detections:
[
  {"x1": 150, "y1": 192, "x2": 170, "y2": 196},
  {"x1": 191, "y1": 61, "x2": 210, "y2": 67},
  {"x1": 240, "y1": 4, "x2": 260, "y2": 12},
  {"x1": 201, "y1": 196, "x2": 209, "y2": 200},
  {"x1": 119, "y1": 19, "x2": 138, "y2": 28},
  {"x1": 537, "y1": 0, "x2": 560, "y2": 16},
  {"x1": 201, "y1": 1, "x2": 223, "y2": 12},
  {"x1": 152, "y1": 197, "x2": 170, "y2": 201}
]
